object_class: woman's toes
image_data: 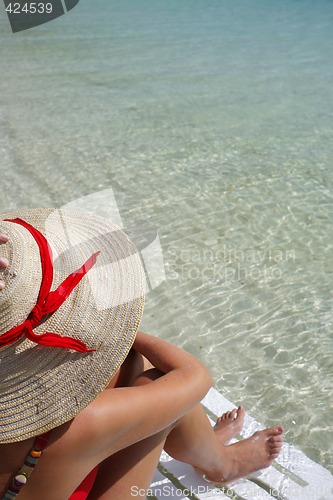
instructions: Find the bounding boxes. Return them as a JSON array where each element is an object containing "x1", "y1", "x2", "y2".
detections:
[
  {"x1": 263, "y1": 426, "x2": 284, "y2": 439},
  {"x1": 230, "y1": 409, "x2": 237, "y2": 420},
  {"x1": 0, "y1": 233, "x2": 8, "y2": 243},
  {"x1": 220, "y1": 411, "x2": 230, "y2": 422},
  {"x1": 237, "y1": 405, "x2": 245, "y2": 419}
]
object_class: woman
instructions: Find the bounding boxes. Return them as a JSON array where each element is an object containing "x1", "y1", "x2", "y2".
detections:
[{"x1": 0, "y1": 209, "x2": 283, "y2": 499}]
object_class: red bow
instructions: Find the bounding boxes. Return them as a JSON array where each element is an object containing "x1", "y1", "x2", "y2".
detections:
[{"x1": 0, "y1": 218, "x2": 99, "y2": 352}]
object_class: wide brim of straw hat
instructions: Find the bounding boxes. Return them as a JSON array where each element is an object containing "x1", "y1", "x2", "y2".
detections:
[{"x1": 0, "y1": 208, "x2": 145, "y2": 443}]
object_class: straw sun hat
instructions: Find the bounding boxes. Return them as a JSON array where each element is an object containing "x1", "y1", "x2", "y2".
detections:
[{"x1": 0, "y1": 208, "x2": 145, "y2": 444}]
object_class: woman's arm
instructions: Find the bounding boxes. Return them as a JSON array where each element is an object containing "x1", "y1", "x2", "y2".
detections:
[
  {"x1": 132, "y1": 330, "x2": 213, "y2": 412},
  {"x1": 133, "y1": 330, "x2": 210, "y2": 378},
  {"x1": 73, "y1": 332, "x2": 213, "y2": 462}
]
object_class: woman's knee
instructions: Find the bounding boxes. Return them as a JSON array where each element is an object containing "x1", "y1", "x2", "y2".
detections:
[
  {"x1": 106, "y1": 349, "x2": 145, "y2": 388},
  {"x1": 132, "y1": 368, "x2": 164, "y2": 386}
]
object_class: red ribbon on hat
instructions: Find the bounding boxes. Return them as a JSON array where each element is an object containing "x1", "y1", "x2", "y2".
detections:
[{"x1": 0, "y1": 218, "x2": 99, "y2": 352}]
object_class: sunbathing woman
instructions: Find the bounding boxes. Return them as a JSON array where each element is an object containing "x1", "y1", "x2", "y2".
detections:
[{"x1": 0, "y1": 210, "x2": 283, "y2": 500}]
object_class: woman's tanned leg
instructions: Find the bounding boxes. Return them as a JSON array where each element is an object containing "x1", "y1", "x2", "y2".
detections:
[
  {"x1": 88, "y1": 368, "x2": 169, "y2": 500},
  {"x1": 88, "y1": 364, "x2": 283, "y2": 499},
  {"x1": 87, "y1": 427, "x2": 170, "y2": 500}
]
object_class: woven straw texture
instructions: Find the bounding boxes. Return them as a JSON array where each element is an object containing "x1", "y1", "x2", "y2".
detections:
[{"x1": 0, "y1": 208, "x2": 145, "y2": 443}]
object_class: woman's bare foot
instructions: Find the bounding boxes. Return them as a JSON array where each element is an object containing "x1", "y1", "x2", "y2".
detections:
[
  {"x1": 203, "y1": 426, "x2": 284, "y2": 484},
  {"x1": 214, "y1": 406, "x2": 245, "y2": 444}
]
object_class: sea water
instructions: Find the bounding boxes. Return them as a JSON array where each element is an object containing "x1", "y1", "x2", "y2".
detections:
[{"x1": 0, "y1": 0, "x2": 332, "y2": 475}]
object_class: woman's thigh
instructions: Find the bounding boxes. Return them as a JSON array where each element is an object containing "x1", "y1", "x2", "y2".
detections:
[{"x1": 87, "y1": 367, "x2": 168, "y2": 500}]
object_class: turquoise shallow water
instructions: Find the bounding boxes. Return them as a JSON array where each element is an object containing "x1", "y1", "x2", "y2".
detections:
[{"x1": 0, "y1": 0, "x2": 332, "y2": 475}]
